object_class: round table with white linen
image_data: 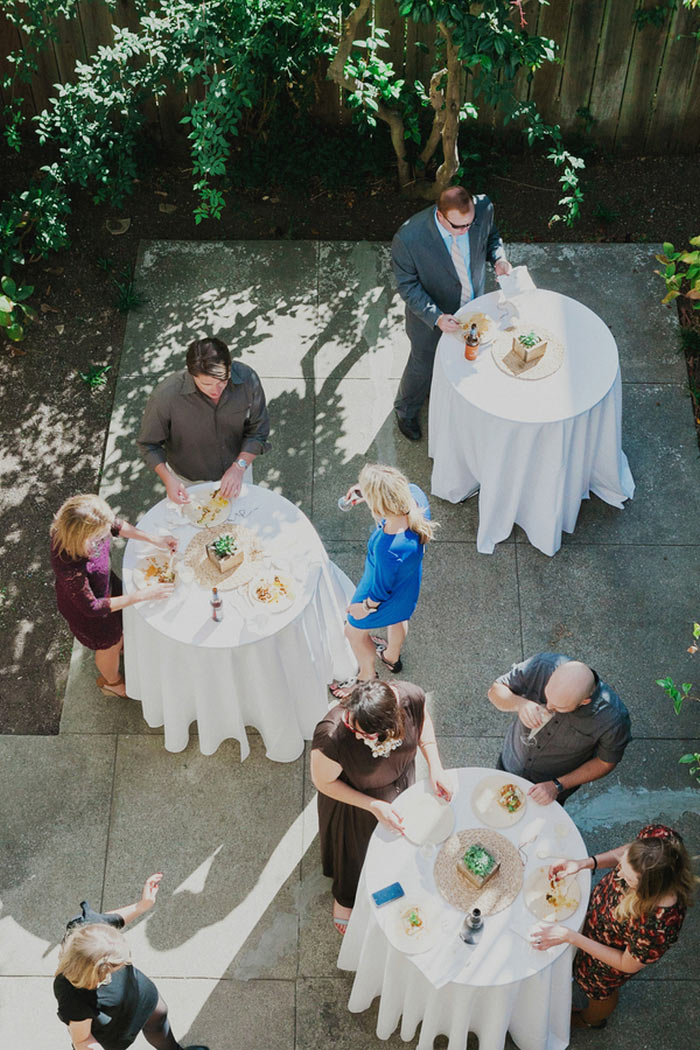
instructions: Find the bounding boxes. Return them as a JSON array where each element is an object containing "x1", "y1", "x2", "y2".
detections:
[
  {"x1": 428, "y1": 289, "x2": 635, "y2": 556},
  {"x1": 337, "y1": 767, "x2": 591, "y2": 1050},
  {"x1": 122, "y1": 483, "x2": 356, "y2": 760}
]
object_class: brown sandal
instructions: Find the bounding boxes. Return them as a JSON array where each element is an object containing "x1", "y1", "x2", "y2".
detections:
[{"x1": 96, "y1": 675, "x2": 129, "y2": 698}]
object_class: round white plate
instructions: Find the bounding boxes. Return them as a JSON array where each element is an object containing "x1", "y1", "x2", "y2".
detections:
[
  {"x1": 524, "y1": 865, "x2": 581, "y2": 922},
  {"x1": 401, "y1": 795, "x2": 456, "y2": 847},
  {"x1": 471, "y1": 775, "x2": 527, "y2": 829},
  {"x1": 248, "y1": 572, "x2": 296, "y2": 613},
  {"x1": 384, "y1": 896, "x2": 443, "y2": 956},
  {"x1": 182, "y1": 487, "x2": 231, "y2": 529},
  {"x1": 132, "y1": 554, "x2": 177, "y2": 590}
]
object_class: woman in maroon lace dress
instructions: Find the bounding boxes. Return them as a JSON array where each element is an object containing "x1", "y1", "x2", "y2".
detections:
[
  {"x1": 51, "y1": 494, "x2": 176, "y2": 698},
  {"x1": 533, "y1": 824, "x2": 695, "y2": 1028}
]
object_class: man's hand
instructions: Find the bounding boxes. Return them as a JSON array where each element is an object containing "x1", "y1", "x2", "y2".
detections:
[
  {"x1": 436, "y1": 314, "x2": 462, "y2": 333},
  {"x1": 219, "y1": 463, "x2": 244, "y2": 500},
  {"x1": 528, "y1": 781, "x2": 559, "y2": 805},
  {"x1": 516, "y1": 699, "x2": 545, "y2": 729},
  {"x1": 164, "y1": 475, "x2": 190, "y2": 505},
  {"x1": 494, "y1": 259, "x2": 512, "y2": 277}
]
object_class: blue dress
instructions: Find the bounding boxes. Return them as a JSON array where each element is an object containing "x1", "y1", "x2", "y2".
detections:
[{"x1": 347, "y1": 484, "x2": 430, "y2": 629}]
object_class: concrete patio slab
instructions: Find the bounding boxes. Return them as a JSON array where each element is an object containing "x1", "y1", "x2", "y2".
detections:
[
  {"x1": 122, "y1": 241, "x2": 320, "y2": 380},
  {"x1": 296, "y1": 976, "x2": 409, "y2": 1050},
  {"x1": 101, "y1": 734, "x2": 305, "y2": 980},
  {"x1": 0, "y1": 737, "x2": 115, "y2": 976},
  {"x1": 515, "y1": 543, "x2": 699, "y2": 738},
  {"x1": 59, "y1": 641, "x2": 162, "y2": 737}
]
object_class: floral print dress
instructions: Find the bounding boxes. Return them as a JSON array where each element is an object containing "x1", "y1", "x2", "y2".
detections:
[{"x1": 574, "y1": 824, "x2": 687, "y2": 1001}]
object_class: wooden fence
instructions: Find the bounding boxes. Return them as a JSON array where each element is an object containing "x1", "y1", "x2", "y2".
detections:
[{"x1": 1, "y1": 0, "x2": 699, "y2": 153}]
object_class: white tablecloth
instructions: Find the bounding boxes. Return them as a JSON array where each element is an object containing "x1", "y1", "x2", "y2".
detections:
[
  {"x1": 337, "y1": 767, "x2": 591, "y2": 1050},
  {"x1": 123, "y1": 483, "x2": 356, "y2": 760},
  {"x1": 428, "y1": 289, "x2": 635, "y2": 556}
]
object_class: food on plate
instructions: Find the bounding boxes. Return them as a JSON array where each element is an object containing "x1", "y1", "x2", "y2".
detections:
[
  {"x1": 190, "y1": 488, "x2": 230, "y2": 526},
  {"x1": 206, "y1": 532, "x2": 245, "y2": 574},
  {"x1": 460, "y1": 311, "x2": 493, "y2": 339},
  {"x1": 456, "y1": 843, "x2": 500, "y2": 889},
  {"x1": 400, "y1": 905, "x2": 425, "y2": 937},
  {"x1": 142, "y1": 555, "x2": 176, "y2": 585},
  {"x1": 498, "y1": 783, "x2": 524, "y2": 814},
  {"x1": 545, "y1": 875, "x2": 579, "y2": 912},
  {"x1": 512, "y1": 330, "x2": 547, "y2": 364},
  {"x1": 254, "y1": 574, "x2": 293, "y2": 605}
]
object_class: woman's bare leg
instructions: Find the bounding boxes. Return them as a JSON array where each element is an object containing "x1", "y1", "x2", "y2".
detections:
[
  {"x1": 344, "y1": 623, "x2": 377, "y2": 681},
  {"x1": 383, "y1": 621, "x2": 408, "y2": 665},
  {"x1": 94, "y1": 639, "x2": 126, "y2": 696}
]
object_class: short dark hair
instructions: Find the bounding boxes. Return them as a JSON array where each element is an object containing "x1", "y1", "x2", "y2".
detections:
[
  {"x1": 342, "y1": 679, "x2": 405, "y2": 742},
  {"x1": 437, "y1": 186, "x2": 474, "y2": 213},
  {"x1": 186, "y1": 338, "x2": 231, "y2": 379}
]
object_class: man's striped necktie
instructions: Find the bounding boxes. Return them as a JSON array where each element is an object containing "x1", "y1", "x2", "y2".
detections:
[{"x1": 451, "y1": 235, "x2": 471, "y2": 307}]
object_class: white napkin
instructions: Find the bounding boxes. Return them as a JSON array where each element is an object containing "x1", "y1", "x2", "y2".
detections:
[
  {"x1": 421, "y1": 931, "x2": 471, "y2": 989},
  {"x1": 518, "y1": 817, "x2": 546, "y2": 849},
  {"x1": 496, "y1": 265, "x2": 536, "y2": 298}
]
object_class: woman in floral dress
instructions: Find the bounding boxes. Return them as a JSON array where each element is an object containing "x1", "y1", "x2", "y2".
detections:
[{"x1": 533, "y1": 824, "x2": 695, "y2": 1028}]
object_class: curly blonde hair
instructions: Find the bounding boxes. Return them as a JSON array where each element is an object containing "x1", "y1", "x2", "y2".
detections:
[
  {"x1": 51, "y1": 494, "x2": 116, "y2": 560},
  {"x1": 55, "y1": 924, "x2": 130, "y2": 989},
  {"x1": 358, "y1": 464, "x2": 434, "y2": 544}
]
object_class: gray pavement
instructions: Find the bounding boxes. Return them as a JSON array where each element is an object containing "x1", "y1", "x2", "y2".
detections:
[{"x1": 1, "y1": 243, "x2": 699, "y2": 1049}]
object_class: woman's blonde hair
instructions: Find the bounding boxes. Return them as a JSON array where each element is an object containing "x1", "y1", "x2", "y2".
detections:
[
  {"x1": 615, "y1": 830, "x2": 697, "y2": 922},
  {"x1": 50, "y1": 494, "x2": 116, "y2": 560},
  {"x1": 358, "y1": 464, "x2": 434, "y2": 544},
  {"x1": 55, "y1": 924, "x2": 130, "y2": 989}
]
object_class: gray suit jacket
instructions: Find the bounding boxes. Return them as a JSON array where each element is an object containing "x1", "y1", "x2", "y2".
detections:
[{"x1": 391, "y1": 196, "x2": 506, "y2": 348}]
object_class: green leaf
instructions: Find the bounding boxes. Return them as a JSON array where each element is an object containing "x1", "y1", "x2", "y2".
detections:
[
  {"x1": 1, "y1": 275, "x2": 17, "y2": 298},
  {"x1": 662, "y1": 241, "x2": 675, "y2": 256},
  {"x1": 679, "y1": 754, "x2": 696, "y2": 764},
  {"x1": 6, "y1": 322, "x2": 24, "y2": 341}
]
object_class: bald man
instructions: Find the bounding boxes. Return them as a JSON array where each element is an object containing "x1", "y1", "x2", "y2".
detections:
[
  {"x1": 391, "y1": 185, "x2": 511, "y2": 440},
  {"x1": 487, "y1": 653, "x2": 631, "y2": 805}
]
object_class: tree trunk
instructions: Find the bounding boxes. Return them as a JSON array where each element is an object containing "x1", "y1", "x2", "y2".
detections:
[
  {"x1": 419, "y1": 68, "x2": 447, "y2": 167},
  {"x1": 432, "y1": 22, "x2": 462, "y2": 197}
]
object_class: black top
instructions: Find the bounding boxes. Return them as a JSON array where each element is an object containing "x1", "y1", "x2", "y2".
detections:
[{"x1": 54, "y1": 902, "x2": 158, "y2": 1050}]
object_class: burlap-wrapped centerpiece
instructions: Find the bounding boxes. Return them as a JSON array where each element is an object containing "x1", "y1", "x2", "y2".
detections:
[{"x1": 434, "y1": 829, "x2": 523, "y2": 915}]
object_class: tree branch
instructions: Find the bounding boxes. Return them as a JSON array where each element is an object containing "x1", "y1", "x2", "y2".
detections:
[
  {"x1": 419, "y1": 67, "x2": 447, "y2": 167},
  {"x1": 432, "y1": 22, "x2": 462, "y2": 196},
  {"x1": 327, "y1": 0, "x2": 412, "y2": 188}
]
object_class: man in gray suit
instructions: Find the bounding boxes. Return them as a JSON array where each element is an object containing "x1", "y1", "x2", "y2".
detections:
[{"x1": 392, "y1": 186, "x2": 511, "y2": 440}]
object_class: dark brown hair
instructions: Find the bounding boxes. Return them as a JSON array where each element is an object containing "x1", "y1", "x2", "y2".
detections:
[
  {"x1": 342, "y1": 680, "x2": 404, "y2": 742},
  {"x1": 186, "y1": 337, "x2": 231, "y2": 379},
  {"x1": 437, "y1": 186, "x2": 474, "y2": 213}
]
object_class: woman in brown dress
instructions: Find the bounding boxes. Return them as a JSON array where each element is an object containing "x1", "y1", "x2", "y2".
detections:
[
  {"x1": 532, "y1": 824, "x2": 695, "y2": 1028},
  {"x1": 310, "y1": 678, "x2": 453, "y2": 934}
]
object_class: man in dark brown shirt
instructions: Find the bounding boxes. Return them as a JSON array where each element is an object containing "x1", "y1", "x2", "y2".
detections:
[{"x1": 137, "y1": 337, "x2": 270, "y2": 502}]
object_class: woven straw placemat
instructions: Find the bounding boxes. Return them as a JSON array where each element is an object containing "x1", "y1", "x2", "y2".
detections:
[
  {"x1": 183, "y1": 524, "x2": 265, "y2": 591},
  {"x1": 490, "y1": 325, "x2": 564, "y2": 380},
  {"x1": 434, "y1": 829, "x2": 523, "y2": 915}
]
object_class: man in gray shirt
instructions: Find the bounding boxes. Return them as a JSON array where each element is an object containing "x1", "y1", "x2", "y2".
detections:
[
  {"x1": 487, "y1": 652, "x2": 631, "y2": 805},
  {"x1": 137, "y1": 337, "x2": 270, "y2": 503}
]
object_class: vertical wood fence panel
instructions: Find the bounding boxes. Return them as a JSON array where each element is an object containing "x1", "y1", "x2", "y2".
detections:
[{"x1": 1, "y1": 0, "x2": 698, "y2": 154}]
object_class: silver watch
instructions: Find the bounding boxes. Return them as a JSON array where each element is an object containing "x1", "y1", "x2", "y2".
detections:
[{"x1": 234, "y1": 458, "x2": 247, "y2": 471}]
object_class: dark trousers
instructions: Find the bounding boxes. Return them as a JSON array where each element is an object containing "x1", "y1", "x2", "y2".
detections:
[
  {"x1": 394, "y1": 327, "x2": 441, "y2": 420},
  {"x1": 495, "y1": 753, "x2": 579, "y2": 805}
]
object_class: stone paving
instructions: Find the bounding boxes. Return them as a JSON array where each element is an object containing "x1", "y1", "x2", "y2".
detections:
[{"x1": 1, "y1": 243, "x2": 698, "y2": 1050}]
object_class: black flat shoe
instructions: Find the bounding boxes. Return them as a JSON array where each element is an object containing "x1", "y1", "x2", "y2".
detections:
[
  {"x1": 395, "y1": 413, "x2": 421, "y2": 441},
  {"x1": 371, "y1": 636, "x2": 403, "y2": 673}
]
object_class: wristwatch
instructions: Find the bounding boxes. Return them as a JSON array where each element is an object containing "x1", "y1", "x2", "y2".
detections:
[
  {"x1": 234, "y1": 458, "x2": 248, "y2": 471},
  {"x1": 552, "y1": 777, "x2": 564, "y2": 794}
]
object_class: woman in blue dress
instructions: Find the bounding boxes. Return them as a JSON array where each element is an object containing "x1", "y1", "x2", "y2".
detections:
[{"x1": 331, "y1": 464, "x2": 434, "y2": 698}]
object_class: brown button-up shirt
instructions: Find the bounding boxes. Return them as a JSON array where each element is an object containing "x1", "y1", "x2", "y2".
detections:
[{"x1": 137, "y1": 364, "x2": 271, "y2": 481}]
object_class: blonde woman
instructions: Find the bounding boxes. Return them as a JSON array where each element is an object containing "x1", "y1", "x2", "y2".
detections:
[
  {"x1": 50, "y1": 494, "x2": 176, "y2": 699},
  {"x1": 532, "y1": 824, "x2": 695, "y2": 1029},
  {"x1": 54, "y1": 874, "x2": 208, "y2": 1050},
  {"x1": 331, "y1": 464, "x2": 434, "y2": 699}
]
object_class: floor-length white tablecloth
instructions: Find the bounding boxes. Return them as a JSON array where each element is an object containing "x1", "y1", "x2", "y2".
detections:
[
  {"x1": 337, "y1": 767, "x2": 591, "y2": 1050},
  {"x1": 428, "y1": 289, "x2": 635, "y2": 556},
  {"x1": 123, "y1": 483, "x2": 356, "y2": 760}
]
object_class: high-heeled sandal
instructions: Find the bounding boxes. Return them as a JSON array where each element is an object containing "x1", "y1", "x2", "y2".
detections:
[{"x1": 96, "y1": 674, "x2": 129, "y2": 698}]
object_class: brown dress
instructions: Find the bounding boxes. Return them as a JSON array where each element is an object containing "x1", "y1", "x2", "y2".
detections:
[{"x1": 312, "y1": 681, "x2": 425, "y2": 908}]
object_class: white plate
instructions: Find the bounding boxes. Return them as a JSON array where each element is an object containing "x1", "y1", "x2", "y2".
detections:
[
  {"x1": 182, "y1": 487, "x2": 231, "y2": 528},
  {"x1": 248, "y1": 572, "x2": 296, "y2": 613},
  {"x1": 384, "y1": 896, "x2": 443, "y2": 956},
  {"x1": 132, "y1": 554, "x2": 177, "y2": 590},
  {"x1": 471, "y1": 775, "x2": 527, "y2": 828},
  {"x1": 524, "y1": 865, "x2": 581, "y2": 922},
  {"x1": 401, "y1": 795, "x2": 456, "y2": 847}
]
